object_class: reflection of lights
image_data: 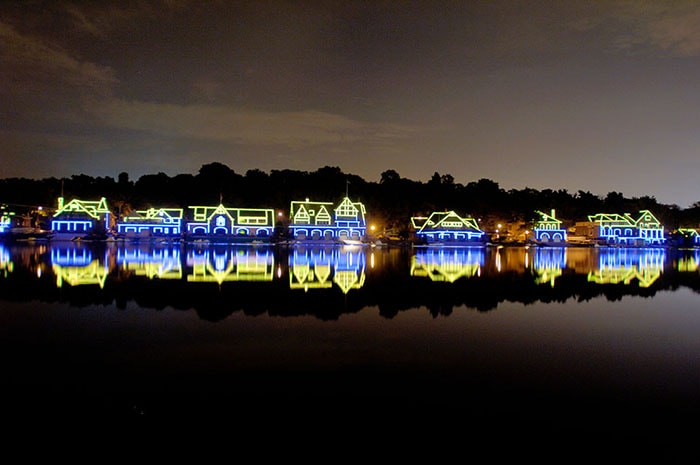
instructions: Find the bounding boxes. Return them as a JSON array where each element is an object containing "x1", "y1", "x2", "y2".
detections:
[
  {"x1": 186, "y1": 246, "x2": 275, "y2": 283},
  {"x1": 677, "y1": 249, "x2": 700, "y2": 272},
  {"x1": 289, "y1": 246, "x2": 366, "y2": 293},
  {"x1": 213, "y1": 250, "x2": 228, "y2": 271},
  {"x1": 588, "y1": 247, "x2": 665, "y2": 287},
  {"x1": 116, "y1": 244, "x2": 182, "y2": 279},
  {"x1": 532, "y1": 247, "x2": 567, "y2": 287},
  {"x1": 51, "y1": 247, "x2": 93, "y2": 266},
  {"x1": 411, "y1": 247, "x2": 484, "y2": 282},
  {"x1": 0, "y1": 244, "x2": 13, "y2": 276},
  {"x1": 51, "y1": 245, "x2": 109, "y2": 288},
  {"x1": 370, "y1": 252, "x2": 375, "y2": 269}
]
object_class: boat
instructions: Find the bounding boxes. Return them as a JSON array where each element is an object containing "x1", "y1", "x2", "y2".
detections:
[{"x1": 339, "y1": 238, "x2": 367, "y2": 247}]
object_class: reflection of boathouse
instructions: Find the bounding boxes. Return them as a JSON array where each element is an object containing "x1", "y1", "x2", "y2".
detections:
[
  {"x1": 677, "y1": 248, "x2": 700, "y2": 272},
  {"x1": 186, "y1": 246, "x2": 274, "y2": 283},
  {"x1": 289, "y1": 246, "x2": 366, "y2": 293},
  {"x1": 185, "y1": 204, "x2": 276, "y2": 241},
  {"x1": 410, "y1": 211, "x2": 485, "y2": 244},
  {"x1": 116, "y1": 243, "x2": 183, "y2": 279},
  {"x1": 410, "y1": 247, "x2": 484, "y2": 282},
  {"x1": 531, "y1": 246, "x2": 566, "y2": 286},
  {"x1": 50, "y1": 244, "x2": 110, "y2": 287},
  {"x1": 0, "y1": 243, "x2": 11, "y2": 276},
  {"x1": 588, "y1": 247, "x2": 665, "y2": 287},
  {"x1": 289, "y1": 197, "x2": 367, "y2": 242}
]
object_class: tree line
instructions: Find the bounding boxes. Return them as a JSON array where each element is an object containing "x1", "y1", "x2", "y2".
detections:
[{"x1": 1, "y1": 162, "x2": 699, "y2": 236}]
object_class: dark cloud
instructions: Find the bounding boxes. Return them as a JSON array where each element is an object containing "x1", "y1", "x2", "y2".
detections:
[{"x1": 2, "y1": 1, "x2": 700, "y2": 207}]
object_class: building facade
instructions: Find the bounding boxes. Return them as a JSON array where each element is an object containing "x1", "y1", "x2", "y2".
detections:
[
  {"x1": 185, "y1": 203, "x2": 276, "y2": 240},
  {"x1": 50, "y1": 197, "x2": 111, "y2": 239},
  {"x1": 288, "y1": 197, "x2": 367, "y2": 242},
  {"x1": 587, "y1": 210, "x2": 665, "y2": 246},
  {"x1": 117, "y1": 207, "x2": 184, "y2": 238},
  {"x1": 410, "y1": 210, "x2": 485, "y2": 244},
  {"x1": 532, "y1": 209, "x2": 567, "y2": 243}
]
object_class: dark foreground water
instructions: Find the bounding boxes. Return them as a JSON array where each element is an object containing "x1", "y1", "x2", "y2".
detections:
[{"x1": 1, "y1": 241, "x2": 699, "y2": 460}]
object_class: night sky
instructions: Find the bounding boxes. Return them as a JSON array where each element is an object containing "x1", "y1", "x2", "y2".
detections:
[{"x1": 2, "y1": 1, "x2": 700, "y2": 207}]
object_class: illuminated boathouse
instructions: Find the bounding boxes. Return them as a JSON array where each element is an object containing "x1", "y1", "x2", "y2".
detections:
[
  {"x1": 288, "y1": 196, "x2": 367, "y2": 242},
  {"x1": 50, "y1": 197, "x2": 111, "y2": 240},
  {"x1": 587, "y1": 209, "x2": 665, "y2": 246},
  {"x1": 185, "y1": 203, "x2": 276, "y2": 241},
  {"x1": 410, "y1": 210, "x2": 485, "y2": 244},
  {"x1": 532, "y1": 209, "x2": 567, "y2": 244},
  {"x1": 116, "y1": 207, "x2": 184, "y2": 239}
]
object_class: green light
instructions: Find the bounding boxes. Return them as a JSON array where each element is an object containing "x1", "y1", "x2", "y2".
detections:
[
  {"x1": 51, "y1": 197, "x2": 111, "y2": 235},
  {"x1": 289, "y1": 196, "x2": 367, "y2": 241},
  {"x1": 587, "y1": 210, "x2": 665, "y2": 246},
  {"x1": 186, "y1": 204, "x2": 275, "y2": 238},
  {"x1": 410, "y1": 211, "x2": 484, "y2": 243}
]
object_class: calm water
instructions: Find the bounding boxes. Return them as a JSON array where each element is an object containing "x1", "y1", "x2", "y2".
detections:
[{"x1": 2, "y1": 241, "x2": 699, "y2": 458}]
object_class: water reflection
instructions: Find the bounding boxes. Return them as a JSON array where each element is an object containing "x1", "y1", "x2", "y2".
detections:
[
  {"x1": 186, "y1": 245, "x2": 275, "y2": 283},
  {"x1": 0, "y1": 243, "x2": 11, "y2": 277},
  {"x1": 116, "y1": 243, "x2": 183, "y2": 279},
  {"x1": 588, "y1": 247, "x2": 665, "y2": 287},
  {"x1": 677, "y1": 248, "x2": 700, "y2": 272},
  {"x1": 51, "y1": 243, "x2": 110, "y2": 288},
  {"x1": 410, "y1": 246, "x2": 483, "y2": 282},
  {"x1": 529, "y1": 246, "x2": 567, "y2": 286},
  {"x1": 289, "y1": 245, "x2": 366, "y2": 293},
  {"x1": 1, "y1": 242, "x2": 700, "y2": 317},
  {"x1": 3, "y1": 246, "x2": 699, "y2": 454}
]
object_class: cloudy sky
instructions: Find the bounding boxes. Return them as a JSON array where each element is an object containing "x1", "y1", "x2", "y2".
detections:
[{"x1": 2, "y1": 0, "x2": 700, "y2": 207}]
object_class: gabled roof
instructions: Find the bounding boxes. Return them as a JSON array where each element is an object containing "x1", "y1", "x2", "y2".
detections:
[
  {"x1": 412, "y1": 211, "x2": 481, "y2": 232},
  {"x1": 588, "y1": 210, "x2": 663, "y2": 228},
  {"x1": 315, "y1": 205, "x2": 332, "y2": 223},
  {"x1": 54, "y1": 197, "x2": 110, "y2": 219},
  {"x1": 290, "y1": 199, "x2": 334, "y2": 217},
  {"x1": 534, "y1": 209, "x2": 562, "y2": 228},
  {"x1": 206, "y1": 204, "x2": 234, "y2": 222},
  {"x1": 290, "y1": 197, "x2": 364, "y2": 225},
  {"x1": 635, "y1": 210, "x2": 661, "y2": 228},
  {"x1": 187, "y1": 204, "x2": 234, "y2": 222},
  {"x1": 334, "y1": 197, "x2": 366, "y2": 220},
  {"x1": 587, "y1": 212, "x2": 636, "y2": 227},
  {"x1": 677, "y1": 228, "x2": 699, "y2": 237},
  {"x1": 292, "y1": 204, "x2": 311, "y2": 222},
  {"x1": 145, "y1": 208, "x2": 182, "y2": 220},
  {"x1": 137, "y1": 208, "x2": 183, "y2": 220}
]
